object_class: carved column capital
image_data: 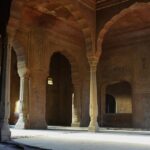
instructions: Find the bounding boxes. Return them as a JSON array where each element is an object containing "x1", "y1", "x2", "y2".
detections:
[
  {"x1": 87, "y1": 54, "x2": 99, "y2": 71},
  {"x1": 18, "y1": 67, "x2": 30, "y2": 78}
]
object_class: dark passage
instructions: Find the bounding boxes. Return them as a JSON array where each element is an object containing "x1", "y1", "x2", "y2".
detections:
[{"x1": 46, "y1": 52, "x2": 73, "y2": 126}]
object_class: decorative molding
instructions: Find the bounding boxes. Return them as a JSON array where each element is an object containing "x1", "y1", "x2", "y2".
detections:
[
  {"x1": 79, "y1": 0, "x2": 129, "y2": 11},
  {"x1": 79, "y1": 0, "x2": 96, "y2": 10},
  {"x1": 96, "y1": 0, "x2": 130, "y2": 10},
  {"x1": 97, "y1": 2, "x2": 150, "y2": 54}
]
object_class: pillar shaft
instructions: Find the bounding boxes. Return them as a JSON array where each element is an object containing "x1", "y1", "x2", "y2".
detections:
[
  {"x1": 88, "y1": 56, "x2": 99, "y2": 131},
  {"x1": 72, "y1": 84, "x2": 81, "y2": 127},
  {"x1": 29, "y1": 70, "x2": 48, "y2": 129},
  {"x1": 0, "y1": 41, "x2": 11, "y2": 141},
  {"x1": 15, "y1": 72, "x2": 29, "y2": 129}
]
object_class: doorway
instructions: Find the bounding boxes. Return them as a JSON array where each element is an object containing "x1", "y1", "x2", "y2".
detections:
[
  {"x1": 103, "y1": 81, "x2": 132, "y2": 128},
  {"x1": 46, "y1": 52, "x2": 73, "y2": 126}
]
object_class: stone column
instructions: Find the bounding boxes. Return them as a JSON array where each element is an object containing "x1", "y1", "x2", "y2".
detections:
[
  {"x1": 88, "y1": 56, "x2": 99, "y2": 131},
  {"x1": 29, "y1": 70, "x2": 48, "y2": 129},
  {"x1": 15, "y1": 68, "x2": 29, "y2": 129},
  {"x1": 71, "y1": 83, "x2": 81, "y2": 127},
  {"x1": 132, "y1": 48, "x2": 150, "y2": 129},
  {"x1": 132, "y1": 84, "x2": 150, "y2": 129},
  {"x1": 0, "y1": 39, "x2": 11, "y2": 141}
]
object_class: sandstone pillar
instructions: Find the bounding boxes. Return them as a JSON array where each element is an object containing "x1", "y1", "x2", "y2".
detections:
[
  {"x1": 132, "y1": 84, "x2": 150, "y2": 129},
  {"x1": 15, "y1": 68, "x2": 29, "y2": 129},
  {"x1": 29, "y1": 70, "x2": 48, "y2": 129},
  {"x1": 132, "y1": 48, "x2": 150, "y2": 129},
  {"x1": 88, "y1": 56, "x2": 99, "y2": 131},
  {"x1": 0, "y1": 39, "x2": 11, "y2": 141},
  {"x1": 71, "y1": 84, "x2": 81, "y2": 127}
]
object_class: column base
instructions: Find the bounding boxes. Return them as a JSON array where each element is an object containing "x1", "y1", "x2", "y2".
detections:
[
  {"x1": 71, "y1": 122, "x2": 80, "y2": 127},
  {"x1": 0, "y1": 121, "x2": 11, "y2": 142},
  {"x1": 29, "y1": 124, "x2": 47, "y2": 129},
  {"x1": 88, "y1": 122, "x2": 99, "y2": 132},
  {"x1": 15, "y1": 120, "x2": 25, "y2": 129},
  {"x1": 28, "y1": 119, "x2": 47, "y2": 129}
]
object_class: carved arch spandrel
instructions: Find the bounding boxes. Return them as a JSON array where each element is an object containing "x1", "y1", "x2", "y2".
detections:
[{"x1": 97, "y1": 2, "x2": 150, "y2": 56}]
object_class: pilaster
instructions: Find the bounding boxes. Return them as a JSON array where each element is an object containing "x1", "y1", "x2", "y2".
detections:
[{"x1": 0, "y1": 39, "x2": 11, "y2": 141}]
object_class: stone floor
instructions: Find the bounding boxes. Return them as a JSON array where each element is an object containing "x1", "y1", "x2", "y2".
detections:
[
  {"x1": 0, "y1": 141, "x2": 46, "y2": 150},
  {"x1": 5, "y1": 127, "x2": 150, "y2": 150}
]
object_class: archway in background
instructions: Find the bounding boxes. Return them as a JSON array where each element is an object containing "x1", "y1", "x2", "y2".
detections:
[
  {"x1": 103, "y1": 81, "x2": 132, "y2": 128},
  {"x1": 105, "y1": 94, "x2": 116, "y2": 114},
  {"x1": 46, "y1": 52, "x2": 73, "y2": 126},
  {"x1": 97, "y1": 2, "x2": 150, "y2": 55},
  {"x1": 97, "y1": 2, "x2": 150, "y2": 129},
  {"x1": 9, "y1": 48, "x2": 20, "y2": 125}
]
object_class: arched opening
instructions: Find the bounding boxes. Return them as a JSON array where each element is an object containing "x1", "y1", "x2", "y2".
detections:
[
  {"x1": 46, "y1": 52, "x2": 73, "y2": 126},
  {"x1": 103, "y1": 81, "x2": 132, "y2": 128},
  {"x1": 9, "y1": 48, "x2": 20, "y2": 126},
  {"x1": 105, "y1": 94, "x2": 116, "y2": 114},
  {"x1": 106, "y1": 82, "x2": 132, "y2": 114},
  {"x1": 97, "y1": 3, "x2": 150, "y2": 129},
  {"x1": 97, "y1": 3, "x2": 150, "y2": 54}
]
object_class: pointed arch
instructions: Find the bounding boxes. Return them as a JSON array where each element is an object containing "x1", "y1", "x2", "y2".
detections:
[
  {"x1": 97, "y1": 2, "x2": 150, "y2": 54},
  {"x1": 8, "y1": 0, "x2": 92, "y2": 53},
  {"x1": 7, "y1": 0, "x2": 26, "y2": 40},
  {"x1": 49, "y1": 49, "x2": 81, "y2": 84}
]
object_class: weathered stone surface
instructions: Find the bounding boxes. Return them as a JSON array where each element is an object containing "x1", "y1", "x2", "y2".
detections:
[{"x1": 1, "y1": 0, "x2": 150, "y2": 142}]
